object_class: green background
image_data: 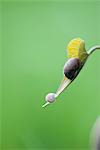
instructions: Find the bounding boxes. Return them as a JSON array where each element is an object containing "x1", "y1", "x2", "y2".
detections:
[{"x1": 1, "y1": 0, "x2": 100, "y2": 149}]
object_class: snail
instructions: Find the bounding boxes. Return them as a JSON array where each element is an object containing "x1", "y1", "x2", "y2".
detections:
[{"x1": 42, "y1": 38, "x2": 100, "y2": 108}]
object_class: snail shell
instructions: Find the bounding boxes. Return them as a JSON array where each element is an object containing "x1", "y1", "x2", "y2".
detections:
[
  {"x1": 45, "y1": 93, "x2": 56, "y2": 103},
  {"x1": 64, "y1": 58, "x2": 82, "y2": 80}
]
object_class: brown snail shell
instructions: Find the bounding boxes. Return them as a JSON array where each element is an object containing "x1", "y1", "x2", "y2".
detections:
[{"x1": 64, "y1": 58, "x2": 82, "y2": 80}]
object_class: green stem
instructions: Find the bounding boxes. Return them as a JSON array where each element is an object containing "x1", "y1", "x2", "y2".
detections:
[{"x1": 88, "y1": 45, "x2": 100, "y2": 55}]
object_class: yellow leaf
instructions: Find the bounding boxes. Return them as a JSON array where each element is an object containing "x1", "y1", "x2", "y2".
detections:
[{"x1": 67, "y1": 38, "x2": 88, "y2": 62}]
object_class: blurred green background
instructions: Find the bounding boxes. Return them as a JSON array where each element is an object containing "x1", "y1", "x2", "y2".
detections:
[{"x1": 1, "y1": 0, "x2": 100, "y2": 149}]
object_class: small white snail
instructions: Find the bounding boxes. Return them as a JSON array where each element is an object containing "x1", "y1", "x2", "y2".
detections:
[
  {"x1": 42, "y1": 93, "x2": 56, "y2": 108},
  {"x1": 46, "y1": 93, "x2": 56, "y2": 103}
]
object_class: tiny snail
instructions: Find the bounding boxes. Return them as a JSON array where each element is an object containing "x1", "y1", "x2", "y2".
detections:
[
  {"x1": 42, "y1": 38, "x2": 100, "y2": 108},
  {"x1": 42, "y1": 93, "x2": 56, "y2": 107},
  {"x1": 45, "y1": 93, "x2": 56, "y2": 103}
]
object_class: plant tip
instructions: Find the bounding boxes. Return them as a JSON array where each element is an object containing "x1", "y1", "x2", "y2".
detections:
[{"x1": 42, "y1": 102, "x2": 50, "y2": 108}]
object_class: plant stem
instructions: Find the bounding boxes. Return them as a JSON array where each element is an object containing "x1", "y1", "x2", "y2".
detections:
[{"x1": 88, "y1": 45, "x2": 100, "y2": 55}]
